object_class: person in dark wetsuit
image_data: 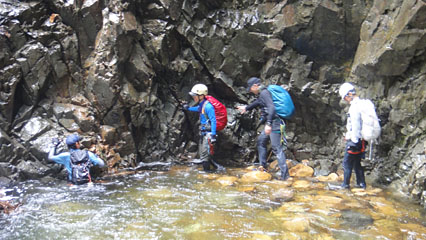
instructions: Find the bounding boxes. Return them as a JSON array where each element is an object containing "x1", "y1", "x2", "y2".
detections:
[{"x1": 236, "y1": 77, "x2": 290, "y2": 180}]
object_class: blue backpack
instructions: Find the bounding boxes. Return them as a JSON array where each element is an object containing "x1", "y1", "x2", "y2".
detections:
[{"x1": 267, "y1": 85, "x2": 295, "y2": 120}]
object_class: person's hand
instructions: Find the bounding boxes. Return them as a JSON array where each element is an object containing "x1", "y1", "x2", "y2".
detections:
[
  {"x1": 179, "y1": 101, "x2": 190, "y2": 111},
  {"x1": 210, "y1": 134, "x2": 216, "y2": 144},
  {"x1": 206, "y1": 132, "x2": 216, "y2": 145},
  {"x1": 182, "y1": 104, "x2": 189, "y2": 110},
  {"x1": 180, "y1": 101, "x2": 189, "y2": 111},
  {"x1": 236, "y1": 105, "x2": 247, "y2": 114},
  {"x1": 264, "y1": 124, "x2": 272, "y2": 135},
  {"x1": 51, "y1": 138, "x2": 60, "y2": 147}
]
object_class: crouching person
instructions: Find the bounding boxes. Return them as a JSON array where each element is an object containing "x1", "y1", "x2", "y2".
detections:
[{"x1": 48, "y1": 134, "x2": 106, "y2": 185}]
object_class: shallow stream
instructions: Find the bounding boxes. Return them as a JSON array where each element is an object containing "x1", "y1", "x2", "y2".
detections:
[{"x1": 1, "y1": 166, "x2": 425, "y2": 239}]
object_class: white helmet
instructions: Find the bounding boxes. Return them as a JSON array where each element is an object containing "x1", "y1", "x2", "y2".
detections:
[
  {"x1": 339, "y1": 83, "x2": 356, "y2": 99},
  {"x1": 189, "y1": 84, "x2": 208, "y2": 96}
]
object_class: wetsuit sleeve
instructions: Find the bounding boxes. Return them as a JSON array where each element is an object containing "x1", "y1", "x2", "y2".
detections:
[
  {"x1": 245, "y1": 98, "x2": 262, "y2": 111},
  {"x1": 260, "y1": 90, "x2": 276, "y2": 125},
  {"x1": 205, "y1": 103, "x2": 217, "y2": 135},
  {"x1": 88, "y1": 151, "x2": 106, "y2": 167}
]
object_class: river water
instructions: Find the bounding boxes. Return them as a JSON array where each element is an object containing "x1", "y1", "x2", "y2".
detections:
[{"x1": 1, "y1": 166, "x2": 425, "y2": 239}]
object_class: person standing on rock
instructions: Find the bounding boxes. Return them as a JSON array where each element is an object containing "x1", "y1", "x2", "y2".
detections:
[
  {"x1": 48, "y1": 134, "x2": 106, "y2": 184},
  {"x1": 182, "y1": 84, "x2": 225, "y2": 172},
  {"x1": 338, "y1": 82, "x2": 367, "y2": 189},
  {"x1": 236, "y1": 77, "x2": 290, "y2": 180}
]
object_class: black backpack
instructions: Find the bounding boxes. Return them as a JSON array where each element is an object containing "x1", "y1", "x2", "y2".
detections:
[{"x1": 70, "y1": 150, "x2": 91, "y2": 185}]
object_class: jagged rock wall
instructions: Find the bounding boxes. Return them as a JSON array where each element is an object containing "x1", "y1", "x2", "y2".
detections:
[
  {"x1": 0, "y1": 0, "x2": 424, "y2": 205},
  {"x1": 349, "y1": 0, "x2": 426, "y2": 206}
]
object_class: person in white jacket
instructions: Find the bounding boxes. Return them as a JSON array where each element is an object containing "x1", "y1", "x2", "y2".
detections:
[{"x1": 338, "y1": 83, "x2": 366, "y2": 189}]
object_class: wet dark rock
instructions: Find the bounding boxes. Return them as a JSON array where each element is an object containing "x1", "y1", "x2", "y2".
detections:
[
  {"x1": 0, "y1": 163, "x2": 15, "y2": 178},
  {"x1": 0, "y1": 176, "x2": 11, "y2": 187},
  {"x1": 100, "y1": 125, "x2": 117, "y2": 145},
  {"x1": 0, "y1": 63, "x2": 21, "y2": 123},
  {"x1": 19, "y1": 117, "x2": 52, "y2": 143},
  {"x1": 16, "y1": 159, "x2": 51, "y2": 179},
  {"x1": 340, "y1": 209, "x2": 374, "y2": 229}
]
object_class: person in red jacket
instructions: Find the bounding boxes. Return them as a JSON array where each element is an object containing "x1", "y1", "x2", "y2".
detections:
[{"x1": 183, "y1": 84, "x2": 225, "y2": 172}]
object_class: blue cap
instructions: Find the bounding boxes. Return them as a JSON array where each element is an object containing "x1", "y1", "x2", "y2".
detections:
[
  {"x1": 246, "y1": 77, "x2": 261, "y2": 92},
  {"x1": 65, "y1": 134, "x2": 81, "y2": 145}
]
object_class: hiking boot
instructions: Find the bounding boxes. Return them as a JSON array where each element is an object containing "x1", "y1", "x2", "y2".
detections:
[
  {"x1": 355, "y1": 183, "x2": 366, "y2": 189},
  {"x1": 328, "y1": 183, "x2": 350, "y2": 190},
  {"x1": 279, "y1": 176, "x2": 289, "y2": 181},
  {"x1": 216, "y1": 165, "x2": 226, "y2": 172},
  {"x1": 258, "y1": 166, "x2": 269, "y2": 172}
]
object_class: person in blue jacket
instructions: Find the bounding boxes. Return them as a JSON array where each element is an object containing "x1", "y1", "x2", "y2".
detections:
[
  {"x1": 48, "y1": 134, "x2": 105, "y2": 183},
  {"x1": 237, "y1": 77, "x2": 290, "y2": 180},
  {"x1": 183, "y1": 84, "x2": 225, "y2": 171}
]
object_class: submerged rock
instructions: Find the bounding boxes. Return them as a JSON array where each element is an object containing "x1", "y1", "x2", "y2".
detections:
[
  {"x1": 340, "y1": 210, "x2": 375, "y2": 230},
  {"x1": 239, "y1": 171, "x2": 272, "y2": 183},
  {"x1": 289, "y1": 164, "x2": 314, "y2": 177},
  {"x1": 282, "y1": 217, "x2": 311, "y2": 232},
  {"x1": 270, "y1": 188, "x2": 294, "y2": 203},
  {"x1": 216, "y1": 176, "x2": 238, "y2": 186}
]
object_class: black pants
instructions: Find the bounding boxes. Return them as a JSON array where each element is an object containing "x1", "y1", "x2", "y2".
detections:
[{"x1": 342, "y1": 140, "x2": 366, "y2": 188}]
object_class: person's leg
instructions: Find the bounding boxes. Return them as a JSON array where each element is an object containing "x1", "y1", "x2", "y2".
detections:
[
  {"x1": 270, "y1": 131, "x2": 289, "y2": 180},
  {"x1": 342, "y1": 151, "x2": 353, "y2": 188},
  {"x1": 199, "y1": 135, "x2": 211, "y2": 171},
  {"x1": 209, "y1": 157, "x2": 225, "y2": 171},
  {"x1": 257, "y1": 131, "x2": 269, "y2": 168},
  {"x1": 353, "y1": 156, "x2": 366, "y2": 188},
  {"x1": 208, "y1": 137, "x2": 225, "y2": 171}
]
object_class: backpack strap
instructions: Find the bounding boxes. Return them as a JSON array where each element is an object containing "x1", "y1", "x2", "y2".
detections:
[
  {"x1": 279, "y1": 118, "x2": 288, "y2": 148},
  {"x1": 201, "y1": 100, "x2": 211, "y2": 124}
]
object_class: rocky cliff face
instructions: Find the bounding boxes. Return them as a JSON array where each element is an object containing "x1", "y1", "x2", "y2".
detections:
[{"x1": 0, "y1": 0, "x2": 424, "y2": 205}]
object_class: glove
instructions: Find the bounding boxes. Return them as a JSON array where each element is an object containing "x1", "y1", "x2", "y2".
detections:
[
  {"x1": 210, "y1": 134, "x2": 216, "y2": 143},
  {"x1": 206, "y1": 132, "x2": 216, "y2": 143},
  {"x1": 51, "y1": 138, "x2": 60, "y2": 146},
  {"x1": 182, "y1": 104, "x2": 189, "y2": 111}
]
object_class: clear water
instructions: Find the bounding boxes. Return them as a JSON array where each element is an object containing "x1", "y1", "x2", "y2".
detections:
[{"x1": 1, "y1": 166, "x2": 425, "y2": 240}]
